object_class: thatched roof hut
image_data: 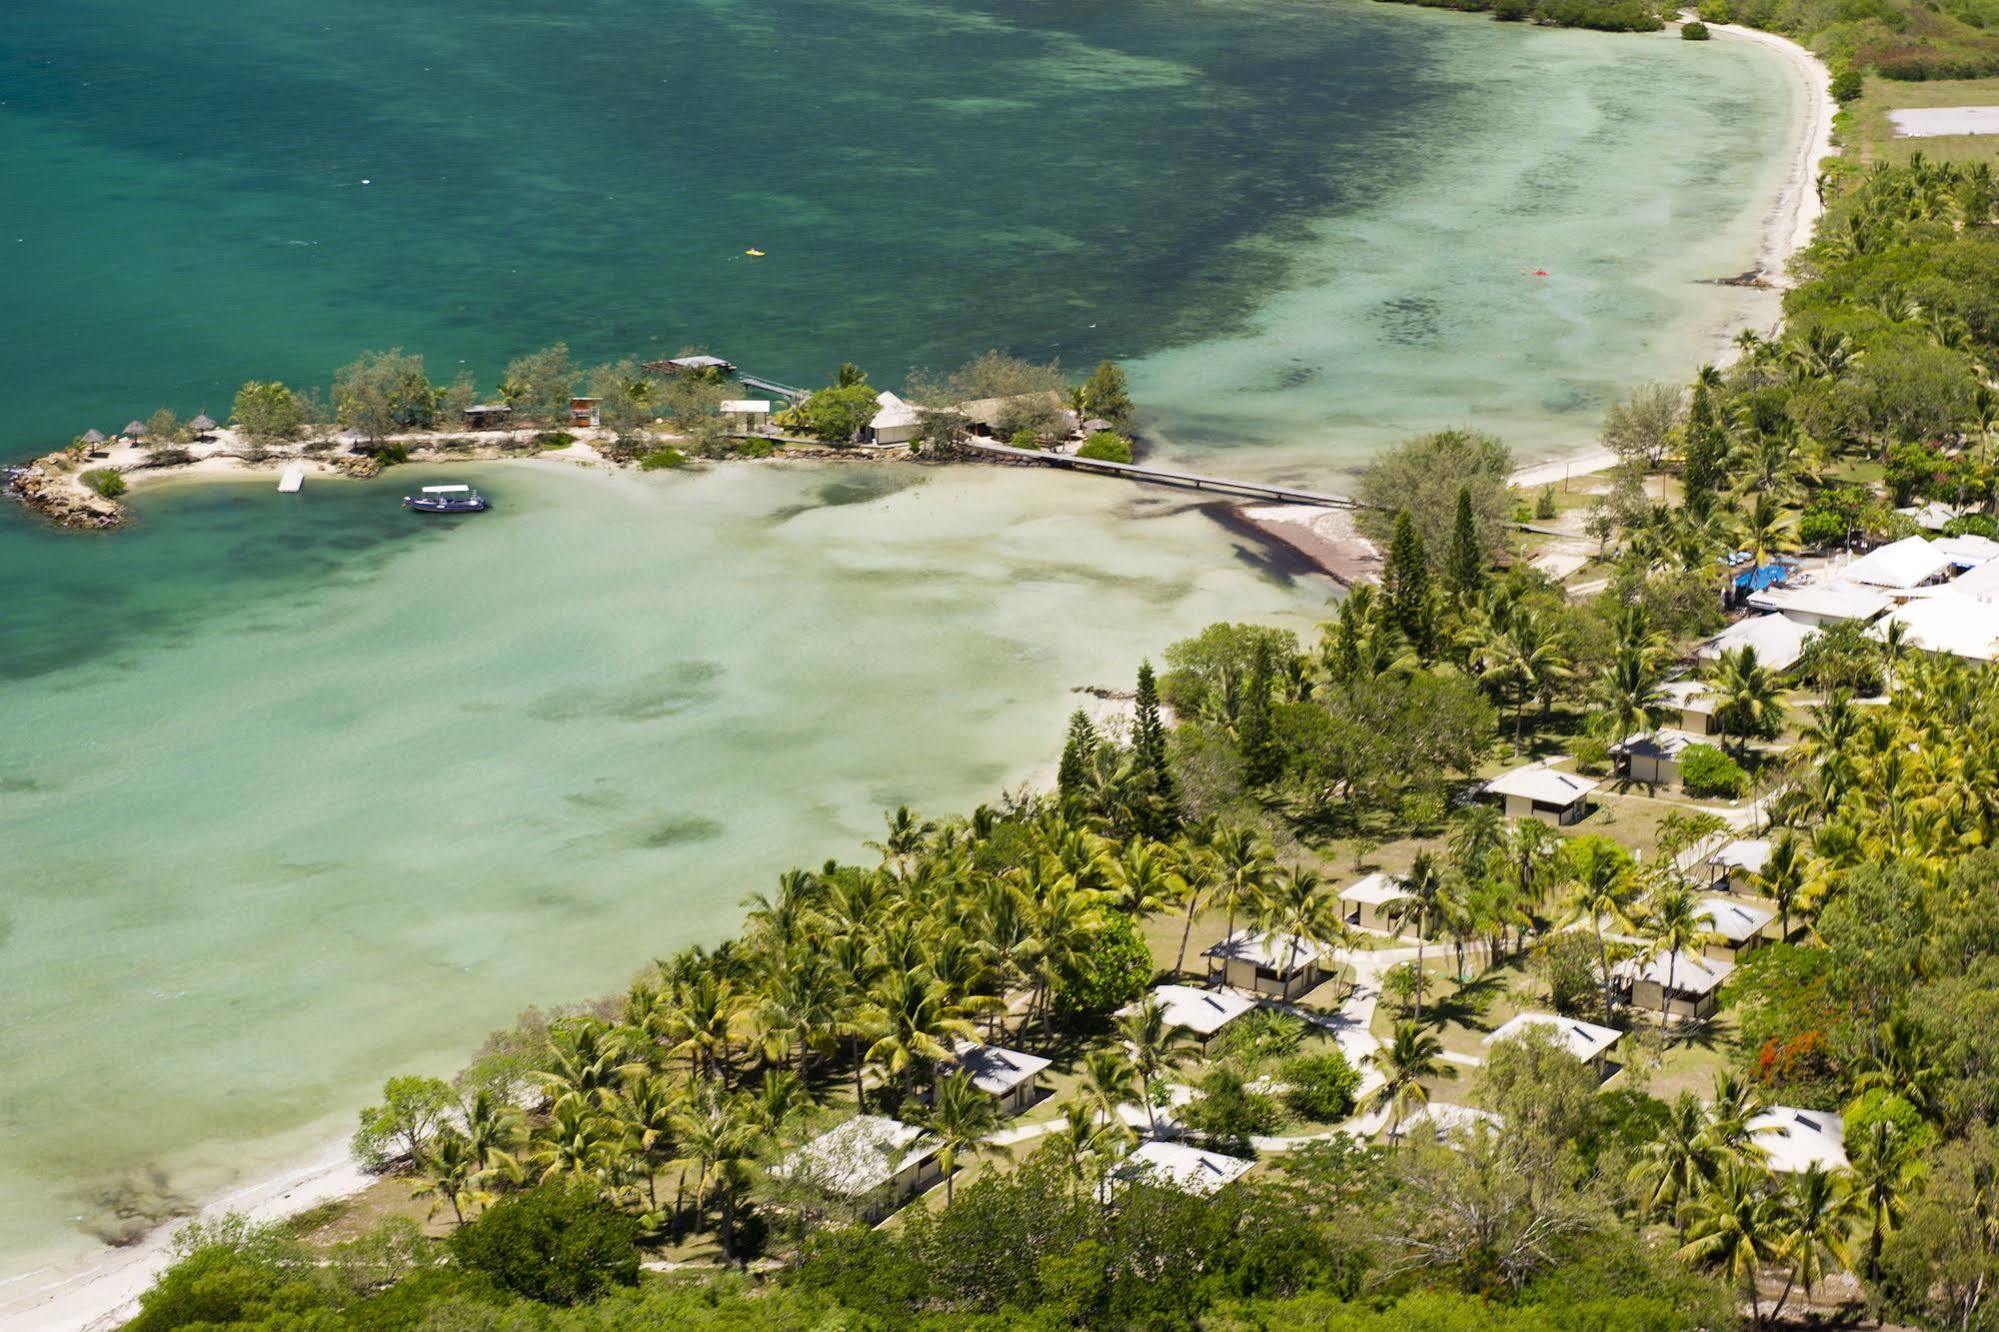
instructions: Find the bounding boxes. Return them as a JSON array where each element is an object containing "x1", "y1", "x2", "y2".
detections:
[
  {"x1": 81, "y1": 429, "x2": 106, "y2": 445},
  {"x1": 188, "y1": 414, "x2": 218, "y2": 435},
  {"x1": 122, "y1": 420, "x2": 148, "y2": 438}
]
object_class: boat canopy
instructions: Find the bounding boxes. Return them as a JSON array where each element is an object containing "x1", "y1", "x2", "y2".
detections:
[{"x1": 420, "y1": 484, "x2": 472, "y2": 494}]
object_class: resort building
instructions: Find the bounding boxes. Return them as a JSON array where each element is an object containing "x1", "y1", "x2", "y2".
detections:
[
  {"x1": 1481, "y1": 764, "x2": 1598, "y2": 826},
  {"x1": 777, "y1": 1115, "x2": 941, "y2": 1220},
  {"x1": 655, "y1": 354, "x2": 736, "y2": 375},
  {"x1": 1746, "y1": 580, "x2": 1892, "y2": 629},
  {"x1": 568, "y1": 397, "x2": 602, "y2": 428},
  {"x1": 1697, "y1": 613, "x2": 1819, "y2": 674},
  {"x1": 1610, "y1": 729, "x2": 1699, "y2": 788},
  {"x1": 1125, "y1": 984, "x2": 1256, "y2": 1049},
  {"x1": 1841, "y1": 534, "x2": 1963, "y2": 590},
  {"x1": 1695, "y1": 898, "x2": 1775, "y2": 960},
  {"x1": 1614, "y1": 952, "x2": 1733, "y2": 1021},
  {"x1": 1899, "y1": 501, "x2": 1962, "y2": 532},
  {"x1": 1707, "y1": 838, "x2": 1772, "y2": 893},
  {"x1": 1339, "y1": 872, "x2": 1409, "y2": 933},
  {"x1": 1202, "y1": 930, "x2": 1326, "y2": 1001},
  {"x1": 1747, "y1": 1106, "x2": 1848, "y2": 1173},
  {"x1": 187, "y1": 413, "x2": 218, "y2": 439},
  {"x1": 719, "y1": 399, "x2": 772, "y2": 431},
  {"x1": 463, "y1": 404, "x2": 512, "y2": 430},
  {"x1": 1658, "y1": 680, "x2": 1720, "y2": 735},
  {"x1": 1386, "y1": 1103, "x2": 1502, "y2": 1147},
  {"x1": 951, "y1": 393, "x2": 1077, "y2": 440},
  {"x1": 864, "y1": 391, "x2": 922, "y2": 446},
  {"x1": 1484, "y1": 1012, "x2": 1623, "y2": 1081},
  {"x1": 1114, "y1": 1140, "x2": 1254, "y2": 1197},
  {"x1": 948, "y1": 1041, "x2": 1051, "y2": 1118},
  {"x1": 1878, "y1": 598, "x2": 1999, "y2": 664}
]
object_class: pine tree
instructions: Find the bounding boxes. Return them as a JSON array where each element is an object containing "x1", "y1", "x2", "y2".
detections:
[
  {"x1": 1132, "y1": 661, "x2": 1179, "y2": 836},
  {"x1": 1384, "y1": 509, "x2": 1433, "y2": 658},
  {"x1": 1446, "y1": 485, "x2": 1484, "y2": 596},
  {"x1": 1057, "y1": 709, "x2": 1098, "y2": 801},
  {"x1": 1239, "y1": 640, "x2": 1279, "y2": 786},
  {"x1": 1682, "y1": 370, "x2": 1726, "y2": 514}
]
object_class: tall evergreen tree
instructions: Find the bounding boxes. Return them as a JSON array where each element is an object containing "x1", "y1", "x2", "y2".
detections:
[
  {"x1": 1446, "y1": 484, "x2": 1485, "y2": 596},
  {"x1": 1238, "y1": 639, "x2": 1279, "y2": 787},
  {"x1": 1132, "y1": 661, "x2": 1179, "y2": 836},
  {"x1": 1056, "y1": 709, "x2": 1098, "y2": 802},
  {"x1": 1384, "y1": 509, "x2": 1433, "y2": 658},
  {"x1": 1682, "y1": 368, "x2": 1726, "y2": 514}
]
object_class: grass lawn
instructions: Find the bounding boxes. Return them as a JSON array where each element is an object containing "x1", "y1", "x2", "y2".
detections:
[
  {"x1": 1610, "y1": 1011, "x2": 1740, "y2": 1101},
  {"x1": 1848, "y1": 75, "x2": 1999, "y2": 166}
]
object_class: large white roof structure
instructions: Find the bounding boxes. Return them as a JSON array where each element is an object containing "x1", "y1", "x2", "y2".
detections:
[
  {"x1": 1710, "y1": 838, "x2": 1773, "y2": 876},
  {"x1": 778, "y1": 1115, "x2": 933, "y2": 1196},
  {"x1": 1115, "y1": 1140, "x2": 1253, "y2": 1196},
  {"x1": 868, "y1": 390, "x2": 921, "y2": 432},
  {"x1": 1697, "y1": 898, "x2": 1775, "y2": 943},
  {"x1": 1841, "y1": 535, "x2": 1958, "y2": 589},
  {"x1": 1878, "y1": 598, "x2": 1999, "y2": 663},
  {"x1": 1203, "y1": 930, "x2": 1325, "y2": 974},
  {"x1": 950, "y1": 1041, "x2": 1052, "y2": 1097},
  {"x1": 1483, "y1": 764, "x2": 1598, "y2": 807},
  {"x1": 1124, "y1": 984, "x2": 1256, "y2": 1038},
  {"x1": 1746, "y1": 580, "x2": 1892, "y2": 624},
  {"x1": 1484, "y1": 1012, "x2": 1621, "y2": 1063},
  {"x1": 1697, "y1": 613, "x2": 1820, "y2": 672},
  {"x1": 1614, "y1": 951, "x2": 1734, "y2": 996},
  {"x1": 1749, "y1": 1107, "x2": 1847, "y2": 1172},
  {"x1": 1340, "y1": 872, "x2": 1408, "y2": 906}
]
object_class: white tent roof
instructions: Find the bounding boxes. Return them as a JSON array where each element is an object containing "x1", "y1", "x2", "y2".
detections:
[
  {"x1": 1614, "y1": 951, "x2": 1734, "y2": 996},
  {"x1": 1115, "y1": 1140, "x2": 1253, "y2": 1196},
  {"x1": 1878, "y1": 598, "x2": 1999, "y2": 663},
  {"x1": 719, "y1": 399, "x2": 771, "y2": 414},
  {"x1": 1484, "y1": 1012, "x2": 1621, "y2": 1063},
  {"x1": 1203, "y1": 929, "x2": 1325, "y2": 973},
  {"x1": 1710, "y1": 838, "x2": 1773, "y2": 875},
  {"x1": 1340, "y1": 872, "x2": 1409, "y2": 906},
  {"x1": 1124, "y1": 984, "x2": 1256, "y2": 1037},
  {"x1": 778, "y1": 1115, "x2": 933, "y2": 1196},
  {"x1": 1697, "y1": 613, "x2": 1819, "y2": 673},
  {"x1": 1841, "y1": 535, "x2": 1957, "y2": 589},
  {"x1": 950, "y1": 1041, "x2": 1051, "y2": 1097},
  {"x1": 868, "y1": 391, "x2": 922, "y2": 431},
  {"x1": 1697, "y1": 897, "x2": 1774, "y2": 943},
  {"x1": 1746, "y1": 580, "x2": 1891, "y2": 625},
  {"x1": 1938, "y1": 533, "x2": 1999, "y2": 562},
  {"x1": 1483, "y1": 764, "x2": 1598, "y2": 807},
  {"x1": 1748, "y1": 1107, "x2": 1847, "y2": 1173}
]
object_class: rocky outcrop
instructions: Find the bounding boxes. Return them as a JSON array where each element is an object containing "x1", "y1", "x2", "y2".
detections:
[{"x1": 6, "y1": 454, "x2": 126, "y2": 529}]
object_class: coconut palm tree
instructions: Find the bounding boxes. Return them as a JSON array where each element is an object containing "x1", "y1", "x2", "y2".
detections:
[
  {"x1": 1106, "y1": 838, "x2": 1185, "y2": 919},
  {"x1": 1848, "y1": 1116, "x2": 1922, "y2": 1279},
  {"x1": 534, "y1": 1019, "x2": 643, "y2": 1109},
  {"x1": 1388, "y1": 851, "x2": 1451, "y2": 1027},
  {"x1": 1592, "y1": 645, "x2": 1669, "y2": 746},
  {"x1": 1368, "y1": 1021, "x2": 1455, "y2": 1141},
  {"x1": 1170, "y1": 827, "x2": 1220, "y2": 978},
  {"x1": 1117, "y1": 998, "x2": 1198, "y2": 1138},
  {"x1": 1637, "y1": 885, "x2": 1717, "y2": 1028},
  {"x1": 1048, "y1": 1098, "x2": 1120, "y2": 1200},
  {"x1": 1705, "y1": 645, "x2": 1786, "y2": 760},
  {"x1": 1854, "y1": 1014, "x2": 1945, "y2": 1123},
  {"x1": 1676, "y1": 1163, "x2": 1784, "y2": 1328},
  {"x1": 411, "y1": 1129, "x2": 491, "y2": 1225},
  {"x1": 1206, "y1": 824, "x2": 1279, "y2": 951},
  {"x1": 1251, "y1": 862, "x2": 1347, "y2": 982},
  {"x1": 918, "y1": 1071, "x2": 1008, "y2": 1206},
  {"x1": 1560, "y1": 837, "x2": 1639, "y2": 1025},
  {"x1": 672, "y1": 1082, "x2": 760, "y2": 1262},
  {"x1": 859, "y1": 967, "x2": 976, "y2": 1096},
  {"x1": 607, "y1": 1073, "x2": 678, "y2": 1214},
  {"x1": 1767, "y1": 1164, "x2": 1860, "y2": 1324},
  {"x1": 1748, "y1": 830, "x2": 1812, "y2": 938},
  {"x1": 1628, "y1": 1093, "x2": 1724, "y2": 1236}
]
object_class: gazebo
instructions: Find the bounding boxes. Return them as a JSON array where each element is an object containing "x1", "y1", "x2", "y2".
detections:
[
  {"x1": 80, "y1": 429, "x2": 106, "y2": 446},
  {"x1": 188, "y1": 414, "x2": 219, "y2": 438},
  {"x1": 122, "y1": 420, "x2": 148, "y2": 439}
]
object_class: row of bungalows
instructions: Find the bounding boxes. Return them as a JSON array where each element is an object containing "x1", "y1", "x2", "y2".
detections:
[{"x1": 1201, "y1": 930, "x2": 1328, "y2": 1001}]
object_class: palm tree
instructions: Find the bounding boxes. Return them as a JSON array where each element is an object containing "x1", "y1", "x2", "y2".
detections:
[
  {"x1": 1080, "y1": 1046, "x2": 1140, "y2": 1134},
  {"x1": 1206, "y1": 824, "x2": 1278, "y2": 951},
  {"x1": 1117, "y1": 998, "x2": 1198, "y2": 1137},
  {"x1": 1637, "y1": 885, "x2": 1717, "y2": 1028},
  {"x1": 1854, "y1": 1014, "x2": 1945, "y2": 1123},
  {"x1": 1251, "y1": 862, "x2": 1346, "y2": 982},
  {"x1": 672, "y1": 1082, "x2": 760, "y2": 1261},
  {"x1": 531, "y1": 1093, "x2": 622, "y2": 1188},
  {"x1": 460, "y1": 1088, "x2": 524, "y2": 1184},
  {"x1": 1592, "y1": 645, "x2": 1669, "y2": 746},
  {"x1": 1705, "y1": 645, "x2": 1785, "y2": 760},
  {"x1": 1048, "y1": 1098, "x2": 1119, "y2": 1200},
  {"x1": 1848, "y1": 1116, "x2": 1921, "y2": 1279},
  {"x1": 1170, "y1": 829, "x2": 1219, "y2": 978},
  {"x1": 1767, "y1": 1164, "x2": 1860, "y2": 1324},
  {"x1": 1388, "y1": 851, "x2": 1451, "y2": 1027},
  {"x1": 1676, "y1": 1163, "x2": 1784, "y2": 1328},
  {"x1": 607, "y1": 1074, "x2": 678, "y2": 1214},
  {"x1": 1749, "y1": 830, "x2": 1812, "y2": 938},
  {"x1": 1368, "y1": 1020, "x2": 1455, "y2": 1140},
  {"x1": 1628, "y1": 1093, "x2": 1724, "y2": 1236},
  {"x1": 534, "y1": 1019, "x2": 641, "y2": 1109},
  {"x1": 1706, "y1": 1071, "x2": 1769, "y2": 1163},
  {"x1": 867, "y1": 804, "x2": 936, "y2": 874},
  {"x1": 1106, "y1": 838, "x2": 1184, "y2": 919},
  {"x1": 1560, "y1": 837, "x2": 1638, "y2": 1025},
  {"x1": 918, "y1": 1071, "x2": 1008, "y2": 1206},
  {"x1": 859, "y1": 968, "x2": 976, "y2": 1096},
  {"x1": 411, "y1": 1129, "x2": 491, "y2": 1225}
]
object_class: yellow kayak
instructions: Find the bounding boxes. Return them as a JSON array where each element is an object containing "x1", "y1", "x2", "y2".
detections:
[{"x1": 745, "y1": 248, "x2": 766, "y2": 258}]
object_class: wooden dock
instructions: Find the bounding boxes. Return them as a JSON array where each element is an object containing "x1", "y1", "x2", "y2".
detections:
[
  {"x1": 737, "y1": 373, "x2": 808, "y2": 404},
  {"x1": 962, "y1": 439, "x2": 1373, "y2": 510}
]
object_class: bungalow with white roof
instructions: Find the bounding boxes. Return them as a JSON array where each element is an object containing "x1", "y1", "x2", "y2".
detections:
[
  {"x1": 1898, "y1": 501, "x2": 1962, "y2": 532},
  {"x1": 1746, "y1": 580, "x2": 1892, "y2": 629},
  {"x1": 1877, "y1": 597, "x2": 1999, "y2": 664},
  {"x1": 1842, "y1": 535, "x2": 1961, "y2": 590},
  {"x1": 1659, "y1": 680, "x2": 1721, "y2": 736},
  {"x1": 863, "y1": 391, "x2": 923, "y2": 446},
  {"x1": 949, "y1": 1041, "x2": 1052, "y2": 1118},
  {"x1": 1114, "y1": 1140, "x2": 1253, "y2": 1196},
  {"x1": 1386, "y1": 1103, "x2": 1503, "y2": 1147},
  {"x1": 1484, "y1": 1011, "x2": 1623, "y2": 1081},
  {"x1": 1748, "y1": 1107, "x2": 1847, "y2": 1173},
  {"x1": 777, "y1": 1115, "x2": 941, "y2": 1220},
  {"x1": 1610, "y1": 728, "x2": 1699, "y2": 788},
  {"x1": 1122, "y1": 984, "x2": 1256, "y2": 1049},
  {"x1": 1697, "y1": 613, "x2": 1819, "y2": 674},
  {"x1": 1707, "y1": 838, "x2": 1772, "y2": 893},
  {"x1": 1696, "y1": 898, "x2": 1775, "y2": 961},
  {"x1": 1614, "y1": 952, "x2": 1733, "y2": 1021},
  {"x1": 1203, "y1": 930, "x2": 1326, "y2": 1001},
  {"x1": 1481, "y1": 764, "x2": 1598, "y2": 826},
  {"x1": 1339, "y1": 872, "x2": 1409, "y2": 932}
]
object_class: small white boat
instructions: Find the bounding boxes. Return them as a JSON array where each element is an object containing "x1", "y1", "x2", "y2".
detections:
[
  {"x1": 403, "y1": 483, "x2": 489, "y2": 514},
  {"x1": 277, "y1": 465, "x2": 304, "y2": 493}
]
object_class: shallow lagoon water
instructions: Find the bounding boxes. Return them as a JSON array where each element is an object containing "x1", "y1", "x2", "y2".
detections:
[{"x1": 0, "y1": 0, "x2": 1801, "y2": 1287}]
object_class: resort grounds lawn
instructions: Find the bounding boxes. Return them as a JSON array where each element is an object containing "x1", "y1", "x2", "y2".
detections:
[{"x1": 1850, "y1": 75, "x2": 1999, "y2": 165}]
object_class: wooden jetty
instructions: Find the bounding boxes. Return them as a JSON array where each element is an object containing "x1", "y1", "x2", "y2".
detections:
[
  {"x1": 962, "y1": 438, "x2": 1374, "y2": 510},
  {"x1": 737, "y1": 372, "x2": 808, "y2": 404}
]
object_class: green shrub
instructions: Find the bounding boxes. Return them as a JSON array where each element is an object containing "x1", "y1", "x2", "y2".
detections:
[
  {"x1": 1008, "y1": 428, "x2": 1041, "y2": 450},
  {"x1": 1535, "y1": 485, "x2": 1557, "y2": 520},
  {"x1": 377, "y1": 442, "x2": 409, "y2": 465},
  {"x1": 1681, "y1": 18, "x2": 1711, "y2": 37},
  {"x1": 1077, "y1": 430, "x2": 1134, "y2": 464},
  {"x1": 1832, "y1": 67, "x2": 1865, "y2": 101},
  {"x1": 1945, "y1": 512, "x2": 1999, "y2": 539},
  {"x1": 1572, "y1": 734, "x2": 1613, "y2": 775},
  {"x1": 1843, "y1": 1088, "x2": 1936, "y2": 1153},
  {"x1": 534, "y1": 430, "x2": 576, "y2": 450},
  {"x1": 1280, "y1": 1051, "x2": 1361, "y2": 1122},
  {"x1": 1053, "y1": 910, "x2": 1151, "y2": 1017},
  {"x1": 142, "y1": 447, "x2": 194, "y2": 468},
  {"x1": 1184, "y1": 1067, "x2": 1283, "y2": 1150},
  {"x1": 1214, "y1": 1009, "x2": 1308, "y2": 1065},
  {"x1": 639, "y1": 447, "x2": 688, "y2": 471},
  {"x1": 81, "y1": 468, "x2": 127, "y2": 499},
  {"x1": 1679, "y1": 743, "x2": 1748, "y2": 798},
  {"x1": 448, "y1": 1181, "x2": 639, "y2": 1306},
  {"x1": 1696, "y1": 0, "x2": 1730, "y2": 17},
  {"x1": 1538, "y1": 933, "x2": 1600, "y2": 1017},
  {"x1": 1798, "y1": 508, "x2": 1848, "y2": 549},
  {"x1": 734, "y1": 437, "x2": 776, "y2": 459}
]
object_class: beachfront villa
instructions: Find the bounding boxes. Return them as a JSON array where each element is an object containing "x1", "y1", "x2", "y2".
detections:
[
  {"x1": 777, "y1": 1115, "x2": 942, "y2": 1220},
  {"x1": 1484, "y1": 1012, "x2": 1623, "y2": 1081},
  {"x1": 1114, "y1": 1140, "x2": 1254, "y2": 1197},
  {"x1": 1614, "y1": 951, "x2": 1733, "y2": 1021},
  {"x1": 1480, "y1": 764, "x2": 1598, "y2": 826},
  {"x1": 948, "y1": 1040, "x2": 1052, "y2": 1118},
  {"x1": 1202, "y1": 929, "x2": 1326, "y2": 1001},
  {"x1": 864, "y1": 391, "x2": 922, "y2": 446},
  {"x1": 1696, "y1": 898, "x2": 1776, "y2": 960},
  {"x1": 1126, "y1": 984, "x2": 1255, "y2": 1050},
  {"x1": 1339, "y1": 872, "x2": 1409, "y2": 933}
]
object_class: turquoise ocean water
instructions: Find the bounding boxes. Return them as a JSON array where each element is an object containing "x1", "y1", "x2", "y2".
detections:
[{"x1": 0, "y1": 0, "x2": 1799, "y2": 1293}]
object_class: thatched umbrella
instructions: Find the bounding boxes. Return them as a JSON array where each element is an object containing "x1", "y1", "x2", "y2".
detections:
[
  {"x1": 188, "y1": 413, "x2": 218, "y2": 436},
  {"x1": 80, "y1": 428, "x2": 106, "y2": 445},
  {"x1": 122, "y1": 420, "x2": 147, "y2": 439}
]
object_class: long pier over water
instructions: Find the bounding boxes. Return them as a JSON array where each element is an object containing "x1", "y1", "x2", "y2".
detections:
[{"x1": 961, "y1": 438, "x2": 1375, "y2": 510}]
